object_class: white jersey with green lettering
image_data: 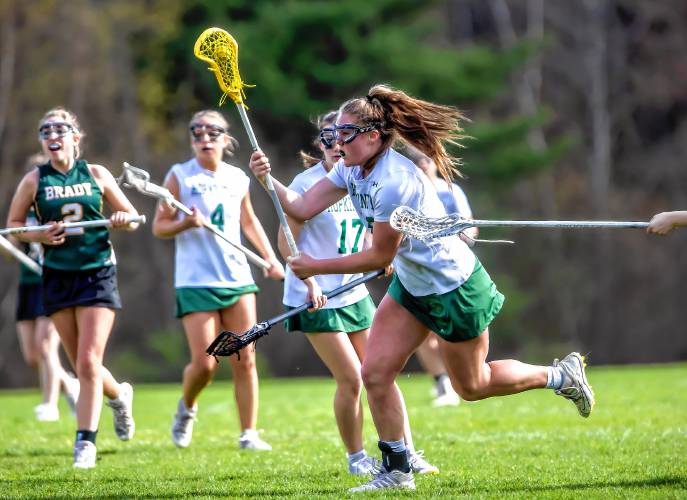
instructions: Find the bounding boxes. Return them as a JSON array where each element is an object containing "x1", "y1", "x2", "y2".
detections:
[
  {"x1": 167, "y1": 158, "x2": 255, "y2": 288},
  {"x1": 283, "y1": 162, "x2": 370, "y2": 308},
  {"x1": 326, "y1": 148, "x2": 475, "y2": 297}
]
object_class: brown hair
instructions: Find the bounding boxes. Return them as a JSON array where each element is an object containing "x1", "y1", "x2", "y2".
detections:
[
  {"x1": 299, "y1": 111, "x2": 338, "y2": 168},
  {"x1": 338, "y1": 84, "x2": 469, "y2": 182},
  {"x1": 39, "y1": 107, "x2": 84, "y2": 158},
  {"x1": 189, "y1": 110, "x2": 238, "y2": 157}
]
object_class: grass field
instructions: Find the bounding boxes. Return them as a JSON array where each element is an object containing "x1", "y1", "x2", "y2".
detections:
[{"x1": 1, "y1": 363, "x2": 686, "y2": 498}]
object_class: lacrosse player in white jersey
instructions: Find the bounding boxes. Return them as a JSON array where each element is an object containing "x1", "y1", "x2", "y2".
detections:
[
  {"x1": 278, "y1": 111, "x2": 437, "y2": 475},
  {"x1": 249, "y1": 85, "x2": 594, "y2": 492},
  {"x1": 413, "y1": 151, "x2": 478, "y2": 407},
  {"x1": 153, "y1": 110, "x2": 284, "y2": 451}
]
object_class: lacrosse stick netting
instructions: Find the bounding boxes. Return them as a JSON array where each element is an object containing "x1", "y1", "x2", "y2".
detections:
[
  {"x1": 193, "y1": 27, "x2": 300, "y2": 256},
  {"x1": 390, "y1": 206, "x2": 649, "y2": 241}
]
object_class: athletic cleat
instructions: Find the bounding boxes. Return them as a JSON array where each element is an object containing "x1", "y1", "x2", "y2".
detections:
[
  {"x1": 239, "y1": 429, "x2": 272, "y2": 451},
  {"x1": 554, "y1": 352, "x2": 595, "y2": 418},
  {"x1": 171, "y1": 399, "x2": 197, "y2": 448},
  {"x1": 63, "y1": 375, "x2": 80, "y2": 416},
  {"x1": 107, "y1": 382, "x2": 135, "y2": 440},
  {"x1": 34, "y1": 403, "x2": 59, "y2": 422},
  {"x1": 73, "y1": 440, "x2": 96, "y2": 469},
  {"x1": 409, "y1": 450, "x2": 439, "y2": 474},
  {"x1": 432, "y1": 375, "x2": 460, "y2": 407},
  {"x1": 349, "y1": 455, "x2": 379, "y2": 475},
  {"x1": 349, "y1": 468, "x2": 415, "y2": 492},
  {"x1": 433, "y1": 392, "x2": 461, "y2": 407}
]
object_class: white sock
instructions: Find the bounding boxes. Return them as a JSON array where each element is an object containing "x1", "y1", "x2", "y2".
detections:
[
  {"x1": 348, "y1": 449, "x2": 366, "y2": 463},
  {"x1": 546, "y1": 366, "x2": 564, "y2": 390}
]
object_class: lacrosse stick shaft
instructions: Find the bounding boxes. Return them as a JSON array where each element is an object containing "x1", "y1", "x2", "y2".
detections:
[
  {"x1": 0, "y1": 215, "x2": 146, "y2": 236},
  {"x1": 235, "y1": 105, "x2": 300, "y2": 256},
  {"x1": 206, "y1": 269, "x2": 385, "y2": 357},
  {"x1": 120, "y1": 163, "x2": 270, "y2": 270},
  {"x1": 0, "y1": 235, "x2": 42, "y2": 275},
  {"x1": 468, "y1": 220, "x2": 649, "y2": 229},
  {"x1": 265, "y1": 269, "x2": 385, "y2": 328}
]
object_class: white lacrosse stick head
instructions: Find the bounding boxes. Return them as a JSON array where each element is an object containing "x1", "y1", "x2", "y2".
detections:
[{"x1": 389, "y1": 205, "x2": 472, "y2": 241}]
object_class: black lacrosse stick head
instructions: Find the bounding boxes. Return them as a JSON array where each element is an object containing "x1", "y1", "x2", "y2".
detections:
[{"x1": 206, "y1": 322, "x2": 271, "y2": 359}]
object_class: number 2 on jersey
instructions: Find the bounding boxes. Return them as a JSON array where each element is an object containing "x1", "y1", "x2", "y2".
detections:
[
  {"x1": 338, "y1": 218, "x2": 364, "y2": 254},
  {"x1": 210, "y1": 203, "x2": 224, "y2": 231},
  {"x1": 61, "y1": 202, "x2": 84, "y2": 235}
]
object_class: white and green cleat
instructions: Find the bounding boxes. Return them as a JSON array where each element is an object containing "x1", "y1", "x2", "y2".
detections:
[
  {"x1": 349, "y1": 469, "x2": 415, "y2": 492},
  {"x1": 554, "y1": 352, "x2": 595, "y2": 418}
]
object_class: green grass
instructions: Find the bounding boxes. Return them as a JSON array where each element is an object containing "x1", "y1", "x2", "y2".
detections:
[{"x1": 1, "y1": 364, "x2": 686, "y2": 498}]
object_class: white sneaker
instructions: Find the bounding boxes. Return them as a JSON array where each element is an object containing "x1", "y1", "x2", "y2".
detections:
[
  {"x1": 349, "y1": 468, "x2": 415, "y2": 492},
  {"x1": 554, "y1": 352, "x2": 595, "y2": 418},
  {"x1": 171, "y1": 399, "x2": 197, "y2": 448},
  {"x1": 73, "y1": 440, "x2": 96, "y2": 469},
  {"x1": 34, "y1": 403, "x2": 59, "y2": 422},
  {"x1": 106, "y1": 382, "x2": 135, "y2": 440},
  {"x1": 63, "y1": 375, "x2": 80, "y2": 416},
  {"x1": 433, "y1": 376, "x2": 460, "y2": 407},
  {"x1": 409, "y1": 450, "x2": 439, "y2": 474},
  {"x1": 349, "y1": 455, "x2": 378, "y2": 475},
  {"x1": 239, "y1": 429, "x2": 272, "y2": 451}
]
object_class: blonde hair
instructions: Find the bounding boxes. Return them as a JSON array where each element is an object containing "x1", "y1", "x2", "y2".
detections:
[
  {"x1": 39, "y1": 107, "x2": 84, "y2": 158},
  {"x1": 299, "y1": 111, "x2": 338, "y2": 168},
  {"x1": 189, "y1": 110, "x2": 238, "y2": 157},
  {"x1": 338, "y1": 84, "x2": 469, "y2": 182}
]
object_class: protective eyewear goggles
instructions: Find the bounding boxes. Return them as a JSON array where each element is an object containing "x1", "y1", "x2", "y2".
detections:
[
  {"x1": 38, "y1": 122, "x2": 74, "y2": 140},
  {"x1": 319, "y1": 124, "x2": 377, "y2": 148},
  {"x1": 189, "y1": 124, "x2": 226, "y2": 142}
]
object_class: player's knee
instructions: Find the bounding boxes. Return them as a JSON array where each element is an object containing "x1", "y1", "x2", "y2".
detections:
[
  {"x1": 361, "y1": 364, "x2": 393, "y2": 394},
  {"x1": 194, "y1": 359, "x2": 217, "y2": 380},
  {"x1": 336, "y1": 371, "x2": 363, "y2": 397},
  {"x1": 75, "y1": 356, "x2": 101, "y2": 381},
  {"x1": 454, "y1": 380, "x2": 484, "y2": 401}
]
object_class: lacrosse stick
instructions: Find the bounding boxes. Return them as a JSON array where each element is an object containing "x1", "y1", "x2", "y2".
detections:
[
  {"x1": 390, "y1": 206, "x2": 649, "y2": 241},
  {"x1": 118, "y1": 162, "x2": 270, "y2": 270},
  {"x1": 207, "y1": 269, "x2": 385, "y2": 358},
  {"x1": 0, "y1": 235, "x2": 42, "y2": 275},
  {"x1": 193, "y1": 27, "x2": 300, "y2": 256},
  {"x1": 0, "y1": 215, "x2": 146, "y2": 236}
]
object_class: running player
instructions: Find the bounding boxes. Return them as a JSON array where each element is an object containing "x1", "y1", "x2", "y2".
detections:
[
  {"x1": 413, "y1": 152, "x2": 478, "y2": 407},
  {"x1": 249, "y1": 85, "x2": 594, "y2": 492},
  {"x1": 153, "y1": 110, "x2": 284, "y2": 451},
  {"x1": 278, "y1": 112, "x2": 437, "y2": 474},
  {"x1": 7, "y1": 108, "x2": 139, "y2": 469}
]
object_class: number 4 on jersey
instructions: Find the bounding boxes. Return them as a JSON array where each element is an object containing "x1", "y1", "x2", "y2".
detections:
[{"x1": 210, "y1": 203, "x2": 224, "y2": 231}]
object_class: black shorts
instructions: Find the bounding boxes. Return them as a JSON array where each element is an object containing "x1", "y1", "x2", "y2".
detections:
[
  {"x1": 16, "y1": 283, "x2": 47, "y2": 321},
  {"x1": 42, "y1": 266, "x2": 122, "y2": 316}
]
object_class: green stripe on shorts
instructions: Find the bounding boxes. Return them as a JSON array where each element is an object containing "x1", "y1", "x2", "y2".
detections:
[
  {"x1": 175, "y1": 284, "x2": 259, "y2": 318},
  {"x1": 284, "y1": 295, "x2": 376, "y2": 334},
  {"x1": 388, "y1": 259, "x2": 504, "y2": 342}
]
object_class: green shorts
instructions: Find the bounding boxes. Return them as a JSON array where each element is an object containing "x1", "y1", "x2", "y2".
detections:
[
  {"x1": 388, "y1": 259, "x2": 504, "y2": 342},
  {"x1": 285, "y1": 295, "x2": 376, "y2": 334},
  {"x1": 175, "y1": 284, "x2": 259, "y2": 318}
]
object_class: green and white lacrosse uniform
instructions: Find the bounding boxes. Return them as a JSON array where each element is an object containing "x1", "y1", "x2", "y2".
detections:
[
  {"x1": 168, "y1": 159, "x2": 259, "y2": 318},
  {"x1": 283, "y1": 162, "x2": 375, "y2": 334},
  {"x1": 326, "y1": 149, "x2": 504, "y2": 341},
  {"x1": 434, "y1": 179, "x2": 472, "y2": 218},
  {"x1": 33, "y1": 160, "x2": 121, "y2": 315},
  {"x1": 15, "y1": 208, "x2": 46, "y2": 321}
]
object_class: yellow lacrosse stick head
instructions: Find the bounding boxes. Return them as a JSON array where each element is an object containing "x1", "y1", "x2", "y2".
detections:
[{"x1": 193, "y1": 27, "x2": 255, "y2": 107}]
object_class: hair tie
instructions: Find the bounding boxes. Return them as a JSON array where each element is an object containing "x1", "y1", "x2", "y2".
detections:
[{"x1": 365, "y1": 94, "x2": 375, "y2": 103}]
